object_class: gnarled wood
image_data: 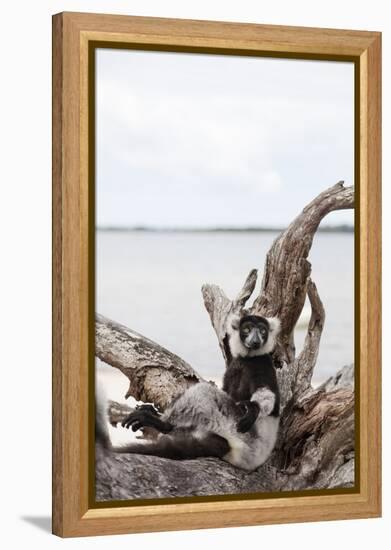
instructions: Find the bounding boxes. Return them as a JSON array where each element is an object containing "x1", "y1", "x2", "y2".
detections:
[
  {"x1": 202, "y1": 182, "x2": 352, "y2": 405},
  {"x1": 253, "y1": 181, "x2": 354, "y2": 364},
  {"x1": 95, "y1": 181, "x2": 355, "y2": 500},
  {"x1": 96, "y1": 364, "x2": 354, "y2": 500},
  {"x1": 96, "y1": 314, "x2": 201, "y2": 409},
  {"x1": 201, "y1": 269, "x2": 258, "y2": 364}
]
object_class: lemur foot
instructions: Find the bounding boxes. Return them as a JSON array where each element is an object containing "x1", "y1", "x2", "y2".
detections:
[
  {"x1": 122, "y1": 410, "x2": 151, "y2": 431},
  {"x1": 121, "y1": 409, "x2": 173, "y2": 434},
  {"x1": 135, "y1": 403, "x2": 161, "y2": 415},
  {"x1": 121, "y1": 404, "x2": 160, "y2": 431}
]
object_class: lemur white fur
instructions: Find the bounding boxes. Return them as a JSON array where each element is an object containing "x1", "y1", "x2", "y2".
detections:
[{"x1": 227, "y1": 314, "x2": 281, "y2": 358}]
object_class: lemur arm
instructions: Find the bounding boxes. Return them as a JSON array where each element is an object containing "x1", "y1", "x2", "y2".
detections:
[
  {"x1": 236, "y1": 400, "x2": 260, "y2": 433},
  {"x1": 237, "y1": 363, "x2": 278, "y2": 432},
  {"x1": 236, "y1": 386, "x2": 276, "y2": 432},
  {"x1": 248, "y1": 357, "x2": 278, "y2": 417}
]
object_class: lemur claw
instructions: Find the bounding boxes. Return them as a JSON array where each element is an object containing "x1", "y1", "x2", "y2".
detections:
[{"x1": 121, "y1": 411, "x2": 145, "y2": 430}]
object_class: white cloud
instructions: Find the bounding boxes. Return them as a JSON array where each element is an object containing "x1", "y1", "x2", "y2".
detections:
[
  {"x1": 96, "y1": 50, "x2": 354, "y2": 227},
  {"x1": 97, "y1": 82, "x2": 279, "y2": 191}
]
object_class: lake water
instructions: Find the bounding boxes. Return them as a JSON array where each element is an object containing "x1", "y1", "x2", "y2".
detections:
[{"x1": 96, "y1": 230, "x2": 354, "y2": 390}]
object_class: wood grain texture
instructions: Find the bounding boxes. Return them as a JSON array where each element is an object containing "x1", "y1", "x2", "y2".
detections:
[
  {"x1": 359, "y1": 33, "x2": 382, "y2": 514},
  {"x1": 95, "y1": 314, "x2": 201, "y2": 408},
  {"x1": 52, "y1": 12, "x2": 382, "y2": 537},
  {"x1": 94, "y1": 363, "x2": 355, "y2": 501},
  {"x1": 67, "y1": 11, "x2": 379, "y2": 57},
  {"x1": 52, "y1": 12, "x2": 63, "y2": 537}
]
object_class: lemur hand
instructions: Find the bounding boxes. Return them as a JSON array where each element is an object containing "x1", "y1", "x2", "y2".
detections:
[{"x1": 237, "y1": 400, "x2": 260, "y2": 433}]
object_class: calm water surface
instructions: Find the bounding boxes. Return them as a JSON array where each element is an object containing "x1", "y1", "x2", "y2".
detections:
[{"x1": 96, "y1": 231, "x2": 354, "y2": 387}]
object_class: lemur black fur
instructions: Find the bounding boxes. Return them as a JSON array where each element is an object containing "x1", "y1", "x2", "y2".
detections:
[{"x1": 223, "y1": 315, "x2": 280, "y2": 433}]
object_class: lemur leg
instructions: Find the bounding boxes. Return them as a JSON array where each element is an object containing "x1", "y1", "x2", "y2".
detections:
[
  {"x1": 114, "y1": 431, "x2": 230, "y2": 459},
  {"x1": 121, "y1": 409, "x2": 173, "y2": 433}
]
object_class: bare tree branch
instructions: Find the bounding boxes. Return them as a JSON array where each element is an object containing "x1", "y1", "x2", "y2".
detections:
[
  {"x1": 201, "y1": 269, "x2": 259, "y2": 363},
  {"x1": 252, "y1": 181, "x2": 354, "y2": 363},
  {"x1": 202, "y1": 182, "x2": 353, "y2": 368},
  {"x1": 107, "y1": 399, "x2": 132, "y2": 426},
  {"x1": 96, "y1": 314, "x2": 202, "y2": 409},
  {"x1": 292, "y1": 279, "x2": 326, "y2": 397},
  {"x1": 234, "y1": 268, "x2": 258, "y2": 307}
]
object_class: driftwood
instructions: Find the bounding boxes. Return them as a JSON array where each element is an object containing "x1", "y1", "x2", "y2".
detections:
[
  {"x1": 95, "y1": 181, "x2": 355, "y2": 501},
  {"x1": 96, "y1": 315, "x2": 200, "y2": 409},
  {"x1": 96, "y1": 364, "x2": 353, "y2": 501}
]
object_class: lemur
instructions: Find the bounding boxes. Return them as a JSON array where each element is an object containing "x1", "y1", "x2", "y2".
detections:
[{"x1": 96, "y1": 314, "x2": 281, "y2": 471}]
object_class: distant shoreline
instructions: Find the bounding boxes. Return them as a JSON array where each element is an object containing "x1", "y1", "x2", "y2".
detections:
[{"x1": 96, "y1": 225, "x2": 354, "y2": 234}]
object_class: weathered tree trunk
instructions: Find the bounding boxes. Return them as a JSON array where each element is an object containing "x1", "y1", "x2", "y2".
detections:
[
  {"x1": 95, "y1": 181, "x2": 355, "y2": 501},
  {"x1": 96, "y1": 364, "x2": 353, "y2": 501},
  {"x1": 96, "y1": 314, "x2": 200, "y2": 409}
]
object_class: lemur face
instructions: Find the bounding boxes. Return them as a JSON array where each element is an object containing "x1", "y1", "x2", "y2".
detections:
[
  {"x1": 228, "y1": 313, "x2": 281, "y2": 358},
  {"x1": 239, "y1": 316, "x2": 269, "y2": 351}
]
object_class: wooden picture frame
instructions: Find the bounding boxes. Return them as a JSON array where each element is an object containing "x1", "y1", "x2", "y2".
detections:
[{"x1": 52, "y1": 12, "x2": 381, "y2": 537}]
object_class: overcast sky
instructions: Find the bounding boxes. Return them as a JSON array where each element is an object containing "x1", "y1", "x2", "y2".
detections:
[{"x1": 96, "y1": 49, "x2": 354, "y2": 228}]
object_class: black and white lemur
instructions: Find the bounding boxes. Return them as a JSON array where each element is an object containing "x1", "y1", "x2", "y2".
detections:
[{"x1": 97, "y1": 314, "x2": 281, "y2": 471}]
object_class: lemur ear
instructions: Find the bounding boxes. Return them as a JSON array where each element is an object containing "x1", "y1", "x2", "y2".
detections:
[
  {"x1": 267, "y1": 317, "x2": 281, "y2": 335},
  {"x1": 230, "y1": 314, "x2": 241, "y2": 331}
]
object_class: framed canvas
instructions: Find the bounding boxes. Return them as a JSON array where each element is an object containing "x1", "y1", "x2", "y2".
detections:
[{"x1": 52, "y1": 12, "x2": 381, "y2": 538}]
